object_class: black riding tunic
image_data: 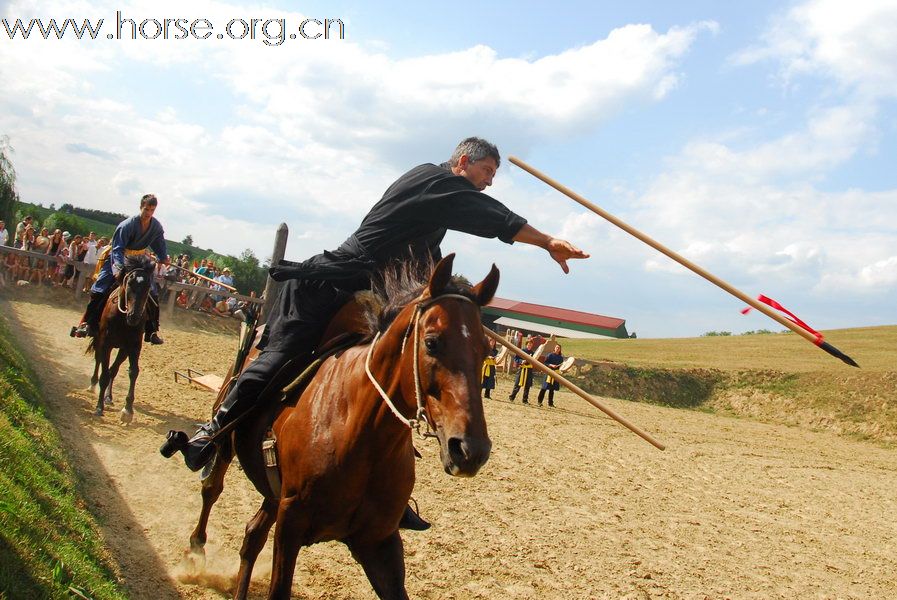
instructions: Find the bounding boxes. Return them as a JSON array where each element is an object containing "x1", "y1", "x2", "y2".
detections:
[{"x1": 262, "y1": 162, "x2": 527, "y2": 352}]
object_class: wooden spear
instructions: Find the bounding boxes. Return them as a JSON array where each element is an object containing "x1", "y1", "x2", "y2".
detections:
[
  {"x1": 484, "y1": 328, "x2": 666, "y2": 451},
  {"x1": 508, "y1": 156, "x2": 859, "y2": 368},
  {"x1": 168, "y1": 263, "x2": 237, "y2": 292}
]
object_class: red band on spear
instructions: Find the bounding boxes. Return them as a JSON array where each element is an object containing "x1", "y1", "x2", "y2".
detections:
[{"x1": 741, "y1": 295, "x2": 824, "y2": 346}]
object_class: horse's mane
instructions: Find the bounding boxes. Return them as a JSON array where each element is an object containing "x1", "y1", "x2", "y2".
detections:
[
  {"x1": 124, "y1": 254, "x2": 154, "y2": 271},
  {"x1": 360, "y1": 259, "x2": 477, "y2": 335}
]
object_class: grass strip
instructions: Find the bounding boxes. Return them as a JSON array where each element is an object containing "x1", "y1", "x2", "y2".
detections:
[{"x1": 0, "y1": 313, "x2": 127, "y2": 600}]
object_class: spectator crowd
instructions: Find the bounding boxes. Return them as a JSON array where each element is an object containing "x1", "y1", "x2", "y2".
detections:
[
  {"x1": 1, "y1": 215, "x2": 106, "y2": 289},
  {"x1": 1, "y1": 215, "x2": 257, "y2": 321}
]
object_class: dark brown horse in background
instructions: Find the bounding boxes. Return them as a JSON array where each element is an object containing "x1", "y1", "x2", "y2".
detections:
[
  {"x1": 185, "y1": 254, "x2": 499, "y2": 599},
  {"x1": 87, "y1": 254, "x2": 154, "y2": 422}
]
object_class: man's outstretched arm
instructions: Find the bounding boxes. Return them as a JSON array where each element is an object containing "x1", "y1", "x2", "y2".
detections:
[{"x1": 512, "y1": 224, "x2": 590, "y2": 274}]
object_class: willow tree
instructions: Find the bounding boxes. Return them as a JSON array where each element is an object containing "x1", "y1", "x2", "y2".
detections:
[{"x1": 0, "y1": 136, "x2": 19, "y2": 229}]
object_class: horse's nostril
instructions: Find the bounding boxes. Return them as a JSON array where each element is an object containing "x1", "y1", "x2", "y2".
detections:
[{"x1": 447, "y1": 437, "x2": 467, "y2": 463}]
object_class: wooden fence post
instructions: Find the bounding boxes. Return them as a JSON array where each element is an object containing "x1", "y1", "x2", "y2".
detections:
[{"x1": 261, "y1": 223, "x2": 288, "y2": 325}]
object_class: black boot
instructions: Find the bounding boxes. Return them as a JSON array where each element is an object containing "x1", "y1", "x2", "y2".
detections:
[
  {"x1": 79, "y1": 291, "x2": 106, "y2": 337},
  {"x1": 182, "y1": 423, "x2": 220, "y2": 472},
  {"x1": 179, "y1": 351, "x2": 307, "y2": 472},
  {"x1": 144, "y1": 331, "x2": 164, "y2": 345},
  {"x1": 144, "y1": 295, "x2": 163, "y2": 344},
  {"x1": 182, "y1": 384, "x2": 253, "y2": 472},
  {"x1": 399, "y1": 504, "x2": 431, "y2": 531}
]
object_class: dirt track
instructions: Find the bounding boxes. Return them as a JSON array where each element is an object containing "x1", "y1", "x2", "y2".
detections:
[{"x1": 3, "y1": 290, "x2": 897, "y2": 599}]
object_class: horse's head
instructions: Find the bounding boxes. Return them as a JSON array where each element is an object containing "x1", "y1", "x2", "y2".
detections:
[
  {"x1": 119, "y1": 255, "x2": 155, "y2": 327},
  {"x1": 405, "y1": 254, "x2": 499, "y2": 477}
]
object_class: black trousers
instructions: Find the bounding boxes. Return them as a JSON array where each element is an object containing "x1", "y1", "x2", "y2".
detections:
[
  {"x1": 212, "y1": 279, "x2": 354, "y2": 430},
  {"x1": 145, "y1": 292, "x2": 161, "y2": 334},
  {"x1": 509, "y1": 367, "x2": 533, "y2": 402}
]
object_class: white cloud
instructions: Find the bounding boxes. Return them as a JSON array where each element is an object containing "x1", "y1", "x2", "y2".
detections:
[
  {"x1": 1, "y1": 0, "x2": 713, "y2": 263},
  {"x1": 219, "y1": 21, "x2": 718, "y2": 149},
  {"x1": 614, "y1": 0, "x2": 896, "y2": 308},
  {"x1": 858, "y1": 256, "x2": 897, "y2": 286},
  {"x1": 673, "y1": 103, "x2": 876, "y2": 182},
  {"x1": 734, "y1": 0, "x2": 897, "y2": 98}
]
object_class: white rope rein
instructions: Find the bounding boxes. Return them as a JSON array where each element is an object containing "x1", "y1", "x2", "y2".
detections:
[
  {"x1": 365, "y1": 330, "x2": 417, "y2": 429},
  {"x1": 364, "y1": 293, "x2": 476, "y2": 436},
  {"x1": 115, "y1": 267, "x2": 157, "y2": 315}
]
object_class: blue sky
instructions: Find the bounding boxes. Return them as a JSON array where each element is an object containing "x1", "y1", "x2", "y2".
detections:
[{"x1": 2, "y1": 0, "x2": 895, "y2": 339}]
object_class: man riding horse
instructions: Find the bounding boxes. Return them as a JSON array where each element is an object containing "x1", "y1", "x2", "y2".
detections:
[
  {"x1": 169, "y1": 137, "x2": 590, "y2": 525},
  {"x1": 72, "y1": 193, "x2": 167, "y2": 345}
]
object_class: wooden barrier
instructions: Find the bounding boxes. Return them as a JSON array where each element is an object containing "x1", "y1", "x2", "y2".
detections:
[{"x1": 0, "y1": 245, "x2": 264, "y2": 316}]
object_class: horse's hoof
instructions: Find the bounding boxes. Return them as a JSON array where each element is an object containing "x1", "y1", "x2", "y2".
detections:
[
  {"x1": 94, "y1": 407, "x2": 104, "y2": 417},
  {"x1": 120, "y1": 409, "x2": 133, "y2": 424},
  {"x1": 104, "y1": 397, "x2": 114, "y2": 407},
  {"x1": 181, "y1": 547, "x2": 206, "y2": 574}
]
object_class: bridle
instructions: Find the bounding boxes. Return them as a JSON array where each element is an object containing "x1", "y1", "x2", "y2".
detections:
[
  {"x1": 364, "y1": 293, "x2": 478, "y2": 438},
  {"x1": 115, "y1": 266, "x2": 156, "y2": 315}
]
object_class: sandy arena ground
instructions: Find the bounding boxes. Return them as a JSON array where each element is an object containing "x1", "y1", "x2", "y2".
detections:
[{"x1": 2, "y1": 291, "x2": 896, "y2": 599}]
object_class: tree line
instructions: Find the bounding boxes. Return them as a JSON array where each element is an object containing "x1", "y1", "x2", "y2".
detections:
[{"x1": 57, "y1": 203, "x2": 128, "y2": 227}]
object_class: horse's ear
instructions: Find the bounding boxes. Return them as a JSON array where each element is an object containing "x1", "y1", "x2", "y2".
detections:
[
  {"x1": 428, "y1": 253, "x2": 455, "y2": 297},
  {"x1": 471, "y1": 264, "x2": 500, "y2": 307}
]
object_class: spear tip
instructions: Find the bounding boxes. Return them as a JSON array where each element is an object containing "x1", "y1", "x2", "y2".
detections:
[{"x1": 819, "y1": 341, "x2": 860, "y2": 368}]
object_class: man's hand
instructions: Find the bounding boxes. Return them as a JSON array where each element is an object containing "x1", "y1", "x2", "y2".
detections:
[
  {"x1": 512, "y1": 224, "x2": 590, "y2": 274},
  {"x1": 547, "y1": 238, "x2": 590, "y2": 274},
  {"x1": 111, "y1": 263, "x2": 122, "y2": 277}
]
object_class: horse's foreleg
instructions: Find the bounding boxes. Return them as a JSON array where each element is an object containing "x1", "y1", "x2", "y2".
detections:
[
  {"x1": 90, "y1": 358, "x2": 99, "y2": 392},
  {"x1": 95, "y1": 349, "x2": 112, "y2": 416},
  {"x1": 119, "y1": 346, "x2": 141, "y2": 424},
  {"x1": 267, "y1": 496, "x2": 310, "y2": 600},
  {"x1": 233, "y1": 495, "x2": 278, "y2": 600},
  {"x1": 107, "y1": 347, "x2": 128, "y2": 408},
  {"x1": 348, "y1": 531, "x2": 409, "y2": 600},
  {"x1": 187, "y1": 436, "x2": 235, "y2": 564}
]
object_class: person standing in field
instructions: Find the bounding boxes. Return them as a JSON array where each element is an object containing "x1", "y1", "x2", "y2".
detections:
[{"x1": 537, "y1": 343, "x2": 564, "y2": 407}]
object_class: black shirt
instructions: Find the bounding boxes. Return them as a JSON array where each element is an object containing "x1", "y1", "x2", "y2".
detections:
[
  {"x1": 263, "y1": 162, "x2": 527, "y2": 351},
  {"x1": 270, "y1": 162, "x2": 527, "y2": 283}
]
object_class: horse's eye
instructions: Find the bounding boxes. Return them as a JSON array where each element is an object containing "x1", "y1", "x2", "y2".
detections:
[{"x1": 424, "y1": 337, "x2": 439, "y2": 355}]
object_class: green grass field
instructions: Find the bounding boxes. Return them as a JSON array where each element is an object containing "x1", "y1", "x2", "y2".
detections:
[{"x1": 0, "y1": 316, "x2": 127, "y2": 600}]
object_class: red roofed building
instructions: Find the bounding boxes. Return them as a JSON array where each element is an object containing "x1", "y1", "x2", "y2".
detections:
[{"x1": 483, "y1": 297, "x2": 630, "y2": 339}]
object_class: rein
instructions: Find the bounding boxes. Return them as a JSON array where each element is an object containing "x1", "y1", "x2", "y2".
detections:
[
  {"x1": 115, "y1": 267, "x2": 156, "y2": 315},
  {"x1": 364, "y1": 293, "x2": 477, "y2": 438}
]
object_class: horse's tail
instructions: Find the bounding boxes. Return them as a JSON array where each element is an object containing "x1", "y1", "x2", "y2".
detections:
[{"x1": 85, "y1": 336, "x2": 96, "y2": 354}]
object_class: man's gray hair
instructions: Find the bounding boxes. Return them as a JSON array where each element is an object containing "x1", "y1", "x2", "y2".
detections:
[{"x1": 449, "y1": 137, "x2": 500, "y2": 168}]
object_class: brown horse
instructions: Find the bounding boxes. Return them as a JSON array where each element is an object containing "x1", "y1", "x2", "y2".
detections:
[
  {"x1": 188, "y1": 254, "x2": 498, "y2": 599},
  {"x1": 87, "y1": 255, "x2": 154, "y2": 422}
]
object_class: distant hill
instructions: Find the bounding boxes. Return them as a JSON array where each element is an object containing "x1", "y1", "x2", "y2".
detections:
[
  {"x1": 58, "y1": 203, "x2": 127, "y2": 227},
  {"x1": 558, "y1": 324, "x2": 897, "y2": 445}
]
